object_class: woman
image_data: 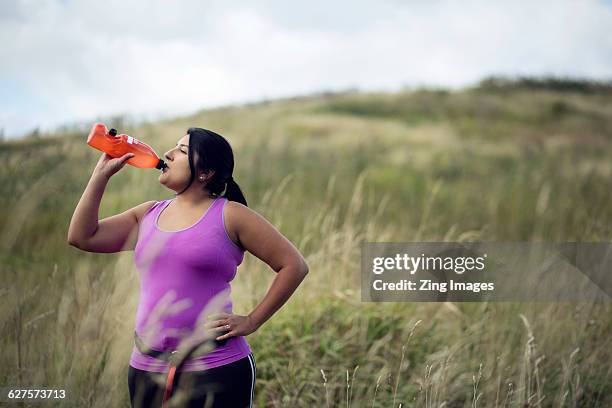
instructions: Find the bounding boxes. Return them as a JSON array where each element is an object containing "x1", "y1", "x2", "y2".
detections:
[{"x1": 67, "y1": 127, "x2": 309, "y2": 407}]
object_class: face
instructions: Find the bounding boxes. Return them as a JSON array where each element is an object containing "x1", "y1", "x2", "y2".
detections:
[{"x1": 159, "y1": 134, "x2": 202, "y2": 192}]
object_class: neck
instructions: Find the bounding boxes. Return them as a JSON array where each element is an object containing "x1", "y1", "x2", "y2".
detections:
[{"x1": 174, "y1": 187, "x2": 215, "y2": 206}]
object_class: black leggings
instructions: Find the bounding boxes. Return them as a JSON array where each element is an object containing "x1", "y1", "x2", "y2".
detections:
[{"x1": 128, "y1": 353, "x2": 256, "y2": 408}]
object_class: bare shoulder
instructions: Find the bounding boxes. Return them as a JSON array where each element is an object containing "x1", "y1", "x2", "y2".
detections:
[
  {"x1": 223, "y1": 200, "x2": 265, "y2": 224},
  {"x1": 223, "y1": 199, "x2": 307, "y2": 273},
  {"x1": 132, "y1": 200, "x2": 158, "y2": 224},
  {"x1": 223, "y1": 200, "x2": 267, "y2": 249}
]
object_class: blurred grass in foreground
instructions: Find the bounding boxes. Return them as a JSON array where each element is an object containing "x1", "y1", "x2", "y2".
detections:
[{"x1": 0, "y1": 77, "x2": 611, "y2": 407}]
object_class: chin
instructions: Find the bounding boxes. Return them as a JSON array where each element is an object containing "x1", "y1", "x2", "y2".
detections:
[{"x1": 158, "y1": 177, "x2": 172, "y2": 189}]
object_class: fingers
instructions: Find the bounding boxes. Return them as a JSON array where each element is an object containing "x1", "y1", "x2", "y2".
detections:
[
  {"x1": 203, "y1": 313, "x2": 234, "y2": 341},
  {"x1": 203, "y1": 319, "x2": 231, "y2": 331},
  {"x1": 199, "y1": 324, "x2": 231, "y2": 342},
  {"x1": 203, "y1": 319, "x2": 223, "y2": 328},
  {"x1": 115, "y1": 153, "x2": 135, "y2": 169},
  {"x1": 99, "y1": 152, "x2": 133, "y2": 165},
  {"x1": 215, "y1": 330, "x2": 236, "y2": 341},
  {"x1": 202, "y1": 318, "x2": 233, "y2": 341},
  {"x1": 121, "y1": 153, "x2": 135, "y2": 161}
]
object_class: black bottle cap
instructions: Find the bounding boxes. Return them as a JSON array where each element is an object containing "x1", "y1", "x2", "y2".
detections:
[
  {"x1": 109, "y1": 128, "x2": 118, "y2": 137},
  {"x1": 156, "y1": 159, "x2": 167, "y2": 170}
]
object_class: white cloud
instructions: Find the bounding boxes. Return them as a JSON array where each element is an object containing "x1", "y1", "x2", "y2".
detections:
[{"x1": 1, "y1": 0, "x2": 611, "y2": 138}]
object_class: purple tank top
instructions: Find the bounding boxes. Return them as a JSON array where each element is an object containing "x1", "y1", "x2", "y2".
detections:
[{"x1": 129, "y1": 196, "x2": 251, "y2": 372}]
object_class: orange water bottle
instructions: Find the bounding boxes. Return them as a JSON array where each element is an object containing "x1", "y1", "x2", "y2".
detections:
[{"x1": 87, "y1": 123, "x2": 167, "y2": 170}]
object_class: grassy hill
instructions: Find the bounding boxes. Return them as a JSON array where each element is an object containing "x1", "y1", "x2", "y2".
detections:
[{"x1": 1, "y1": 78, "x2": 611, "y2": 407}]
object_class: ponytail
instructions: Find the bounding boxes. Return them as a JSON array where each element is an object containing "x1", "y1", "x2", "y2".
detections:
[{"x1": 222, "y1": 177, "x2": 248, "y2": 207}]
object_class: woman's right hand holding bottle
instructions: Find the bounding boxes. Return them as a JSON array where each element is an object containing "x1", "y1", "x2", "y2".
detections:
[{"x1": 93, "y1": 152, "x2": 135, "y2": 180}]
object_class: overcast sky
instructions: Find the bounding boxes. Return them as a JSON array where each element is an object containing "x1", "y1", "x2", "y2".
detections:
[{"x1": 1, "y1": 0, "x2": 611, "y2": 139}]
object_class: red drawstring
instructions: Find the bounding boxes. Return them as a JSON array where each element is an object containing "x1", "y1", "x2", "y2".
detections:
[{"x1": 161, "y1": 364, "x2": 177, "y2": 408}]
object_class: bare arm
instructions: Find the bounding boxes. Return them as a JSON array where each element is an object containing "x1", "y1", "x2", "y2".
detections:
[
  {"x1": 231, "y1": 202, "x2": 309, "y2": 330},
  {"x1": 67, "y1": 171, "x2": 109, "y2": 246},
  {"x1": 67, "y1": 152, "x2": 154, "y2": 253}
]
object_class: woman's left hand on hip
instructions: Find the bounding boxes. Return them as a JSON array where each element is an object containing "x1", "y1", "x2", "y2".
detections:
[{"x1": 205, "y1": 313, "x2": 258, "y2": 341}]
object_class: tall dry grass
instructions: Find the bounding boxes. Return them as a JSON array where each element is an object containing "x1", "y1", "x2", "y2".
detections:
[{"x1": 0, "y1": 85, "x2": 610, "y2": 407}]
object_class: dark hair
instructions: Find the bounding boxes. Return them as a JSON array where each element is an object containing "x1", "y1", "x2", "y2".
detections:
[{"x1": 176, "y1": 127, "x2": 248, "y2": 207}]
